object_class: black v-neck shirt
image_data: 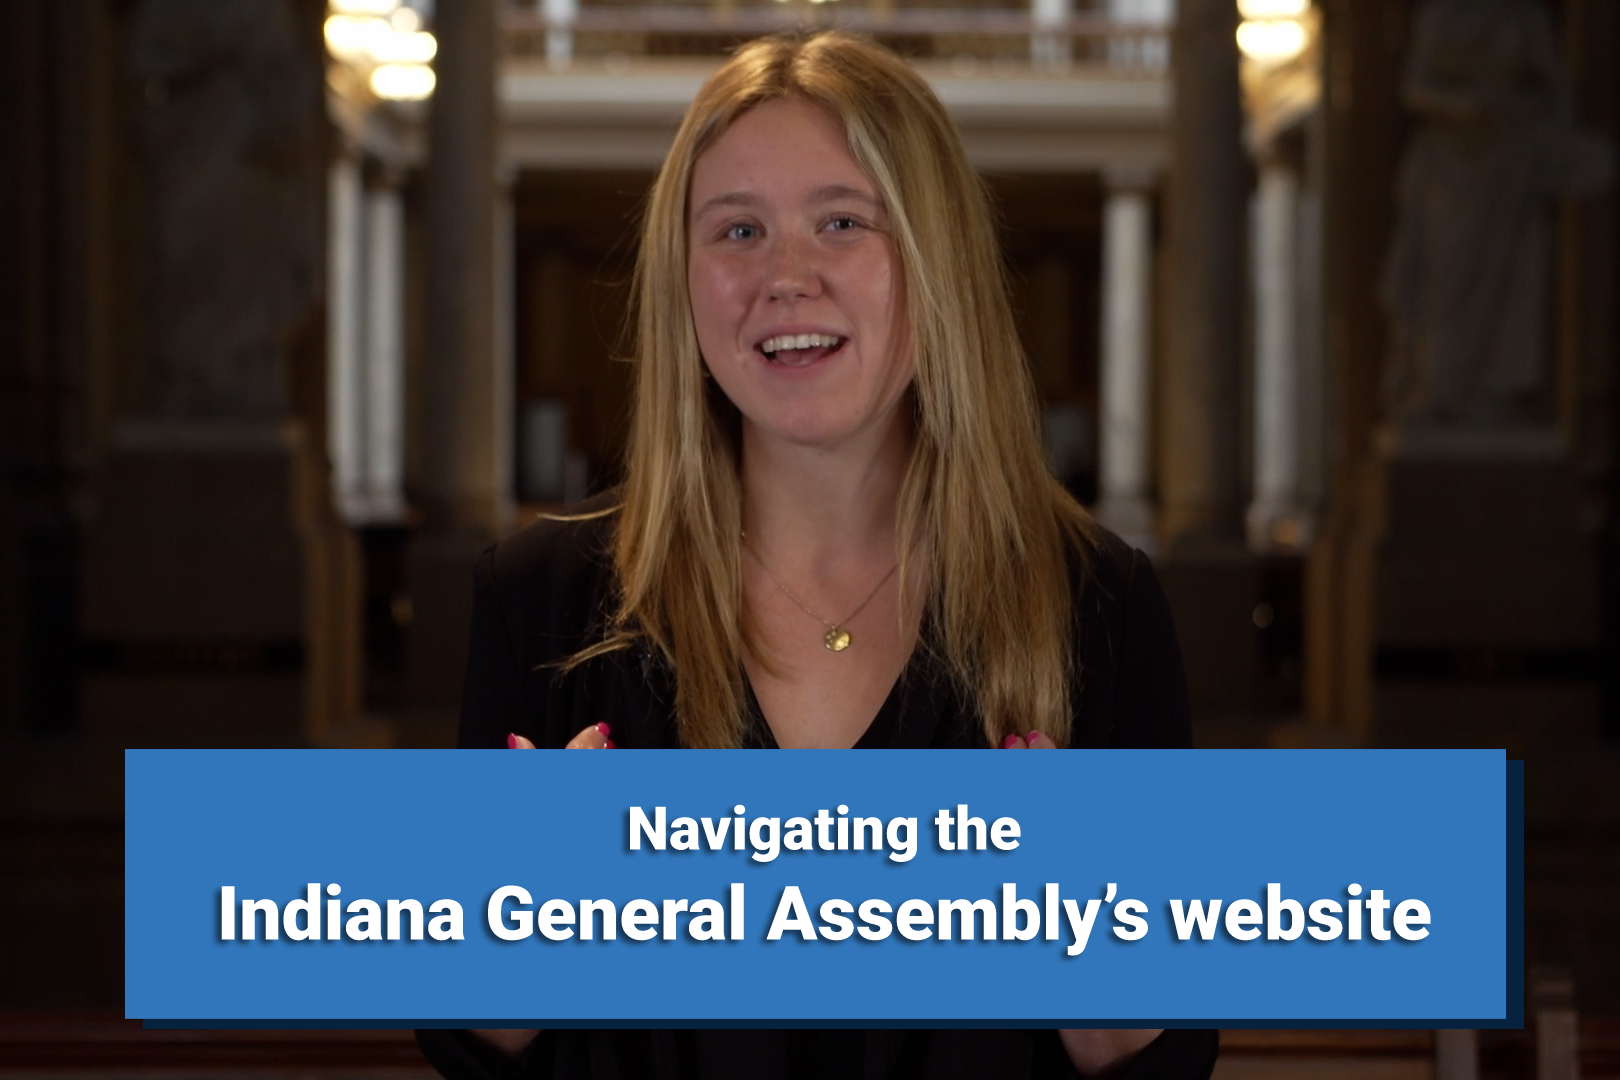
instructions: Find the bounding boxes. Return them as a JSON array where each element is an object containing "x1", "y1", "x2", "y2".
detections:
[
  {"x1": 421, "y1": 498, "x2": 1217, "y2": 1080},
  {"x1": 455, "y1": 497, "x2": 1194, "y2": 754}
]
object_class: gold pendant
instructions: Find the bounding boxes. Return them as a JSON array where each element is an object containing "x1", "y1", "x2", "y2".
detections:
[{"x1": 824, "y1": 627, "x2": 852, "y2": 652}]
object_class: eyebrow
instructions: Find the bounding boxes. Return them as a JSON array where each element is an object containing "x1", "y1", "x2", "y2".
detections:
[
  {"x1": 691, "y1": 184, "x2": 883, "y2": 220},
  {"x1": 809, "y1": 184, "x2": 882, "y2": 208}
]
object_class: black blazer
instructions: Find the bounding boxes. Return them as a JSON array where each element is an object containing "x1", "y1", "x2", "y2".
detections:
[
  {"x1": 421, "y1": 499, "x2": 1217, "y2": 1080},
  {"x1": 457, "y1": 498, "x2": 1193, "y2": 752}
]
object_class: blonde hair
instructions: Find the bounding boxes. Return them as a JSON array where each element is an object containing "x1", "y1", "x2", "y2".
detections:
[{"x1": 581, "y1": 31, "x2": 1096, "y2": 748}]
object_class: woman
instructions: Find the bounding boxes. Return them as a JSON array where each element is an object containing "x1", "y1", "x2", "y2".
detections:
[{"x1": 419, "y1": 31, "x2": 1215, "y2": 1080}]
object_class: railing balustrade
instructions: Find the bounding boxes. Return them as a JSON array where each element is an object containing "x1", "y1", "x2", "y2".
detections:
[{"x1": 498, "y1": 2, "x2": 1172, "y2": 69}]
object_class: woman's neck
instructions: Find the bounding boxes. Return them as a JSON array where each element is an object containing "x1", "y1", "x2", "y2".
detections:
[{"x1": 739, "y1": 412, "x2": 912, "y2": 575}]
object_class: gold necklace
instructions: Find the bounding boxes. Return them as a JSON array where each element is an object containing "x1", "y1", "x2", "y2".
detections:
[{"x1": 742, "y1": 535, "x2": 899, "y2": 652}]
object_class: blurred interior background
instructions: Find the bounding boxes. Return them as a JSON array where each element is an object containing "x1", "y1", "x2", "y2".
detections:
[{"x1": 2, "y1": 0, "x2": 1618, "y2": 1074}]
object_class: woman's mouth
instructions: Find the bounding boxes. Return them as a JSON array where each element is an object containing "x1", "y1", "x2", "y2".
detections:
[{"x1": 758, "y1": 332, "x2": 846, "y2": 367}]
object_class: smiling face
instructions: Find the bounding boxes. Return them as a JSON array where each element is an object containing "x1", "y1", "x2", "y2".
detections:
[{"x1": 687, "y1": 98, "x2": 914, "y2": 454}]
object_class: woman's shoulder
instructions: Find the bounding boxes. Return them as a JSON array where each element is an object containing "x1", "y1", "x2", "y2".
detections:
[
  {"x1": 485, "y1": 492, "x2": 619, "y2": 592},
  {"x1": 1072, "y1": 518, "x2": 1181, "y2": 659},
  {"x1": 461, "y1": 491, "x2": 656, "y2": 751},
  {"x1": 476, "y1": 491, "x2": 621, "y2": 650},
  {"x1": 1071, "y1": 518, "x2": 1192, "y2": 748},
  {"x1": 1073, "y1": 520, "x2": 1151, "y2": 619}
]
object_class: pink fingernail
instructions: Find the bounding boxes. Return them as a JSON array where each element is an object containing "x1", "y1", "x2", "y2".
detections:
[
  {"x1": 1002, "y1": 734, "x2": 1020, "y2": 748},
  {"x1": 506, "y1": 733, "x2": 519, "y2": 750},
  {"x1": 604, "y1": 740, "x2": 617, "y2": 749},
  {"x1": 1027, "y1": 731, "x2": 1041, "y2": 744},
  {"x1": 596, "y1": 722, "x2": 612, "y2": 737}
]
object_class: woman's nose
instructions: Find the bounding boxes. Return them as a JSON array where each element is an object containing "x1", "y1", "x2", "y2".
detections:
[{"x1": 765, "y1": 233, "x2": 822, "y2": 301}]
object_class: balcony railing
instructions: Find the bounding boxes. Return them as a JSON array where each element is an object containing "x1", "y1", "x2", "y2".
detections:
[{"x1": 499, "y1": 4, "x2": 1172, "y2": 69}]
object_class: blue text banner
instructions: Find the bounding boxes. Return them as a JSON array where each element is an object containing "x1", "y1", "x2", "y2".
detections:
[{"x1": 125, "y1": 749, "x2": 1514, "y2": 1024}]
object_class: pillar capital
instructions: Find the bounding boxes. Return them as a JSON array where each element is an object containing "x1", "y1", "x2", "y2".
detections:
[
  {"x1": 332, "y1": 135, "x2": 364, "y2": 167},
  {"x1": 1101, "y1": 162, "x2": 1161, "y2": 194},
  {"x1": 496, "y1": 158, "x2": 520, "y2": 191},
  {"x1": 369, "y1": 161, "x2": 410, "y2": 191}
]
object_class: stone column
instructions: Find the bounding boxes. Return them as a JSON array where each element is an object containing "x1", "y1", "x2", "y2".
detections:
[
  {"x1": 1031, "y1": 0, "x2": 1072, "y2": 68},
  {"x1": 363, "y1": 169, "x2": 407, "y2": 523},
  {"x1": 81, "y1": 0, "x2": 358, "y2": 748},
  {"x1": 1246, "y1": 157, "x2": 1306, "y2": 551},
  {"x1": 544, "y1": 0, "x2": 577, "y2": 68},
  {"x1": 327, "y1": 145, "x2": 366, "y2": 523},
  {"x1": 1154, "y1": 0, "x2": 1256, "y2": 715},
  {"x1": 1095, "y1": 168, "x2": 1158, "y2": 552},
  {"x1": 1532, "y1": 969, "x2": 1579, "y2": 1080},
  {"x1": 1434, "y1": 1030, "x2": 1479, "y2": 1080},
  {"x1": 420, "y1": 0, "x2": 498, "y2": 532},
  {"x1": 493, "y1": 163, "x2": 518, "y2": 528},
  {"x1": 406, "y1": 0, "x2": 500, "y2": 717},
  {"x1": 1163, "y1": 0, "x2": 1245, "y2": 550}
]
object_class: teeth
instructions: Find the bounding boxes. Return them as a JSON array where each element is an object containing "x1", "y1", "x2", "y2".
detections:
[{"x1": 760, "y1": 333, "x2": 842, "y2": 355}]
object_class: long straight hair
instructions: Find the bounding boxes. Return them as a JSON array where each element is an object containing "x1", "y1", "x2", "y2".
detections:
[{"x1": 579, "y1": 31, "x2": 1096, "y2": 748}]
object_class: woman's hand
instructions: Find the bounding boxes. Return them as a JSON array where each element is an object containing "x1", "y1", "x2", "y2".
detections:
[
  {"x1": 506, "y1": 723, "x2": 614, "y2": 750},
  {"x1": 1000, "y1": 730, "x2": 1056, "y2": 749},
  {"x1": 1002, "y1": 735, "x2": 1156, "y2": 1072},
  {"x1": 1058, "y1": 1029, "x2": 1164, "y2": 1076},
  {"x1": 477, "y1": 725, "x2": 612, "y2": 1059},
  {"x1": 502, "y1": 727, "x2": 1144, "y2": 1073},
  {"x1": 469, "y1": 1029, "x2": 541, "y2": 1058}
]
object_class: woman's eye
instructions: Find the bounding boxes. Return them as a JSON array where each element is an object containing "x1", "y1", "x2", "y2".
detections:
[
  {"x1": 724, "y1": 222, "x2": 759, "y2": 241},
  {"x1": 826, "y1": 215, "x2": 863, "y2": 232}
]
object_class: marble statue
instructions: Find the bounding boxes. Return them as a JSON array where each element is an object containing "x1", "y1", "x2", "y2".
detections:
[
  {"x1": 126, "y1": 0, "x2": 324, "y2": 421},
  {"x1": 1379, "y1": 0, "x2": 1612, "y2": 427}
]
